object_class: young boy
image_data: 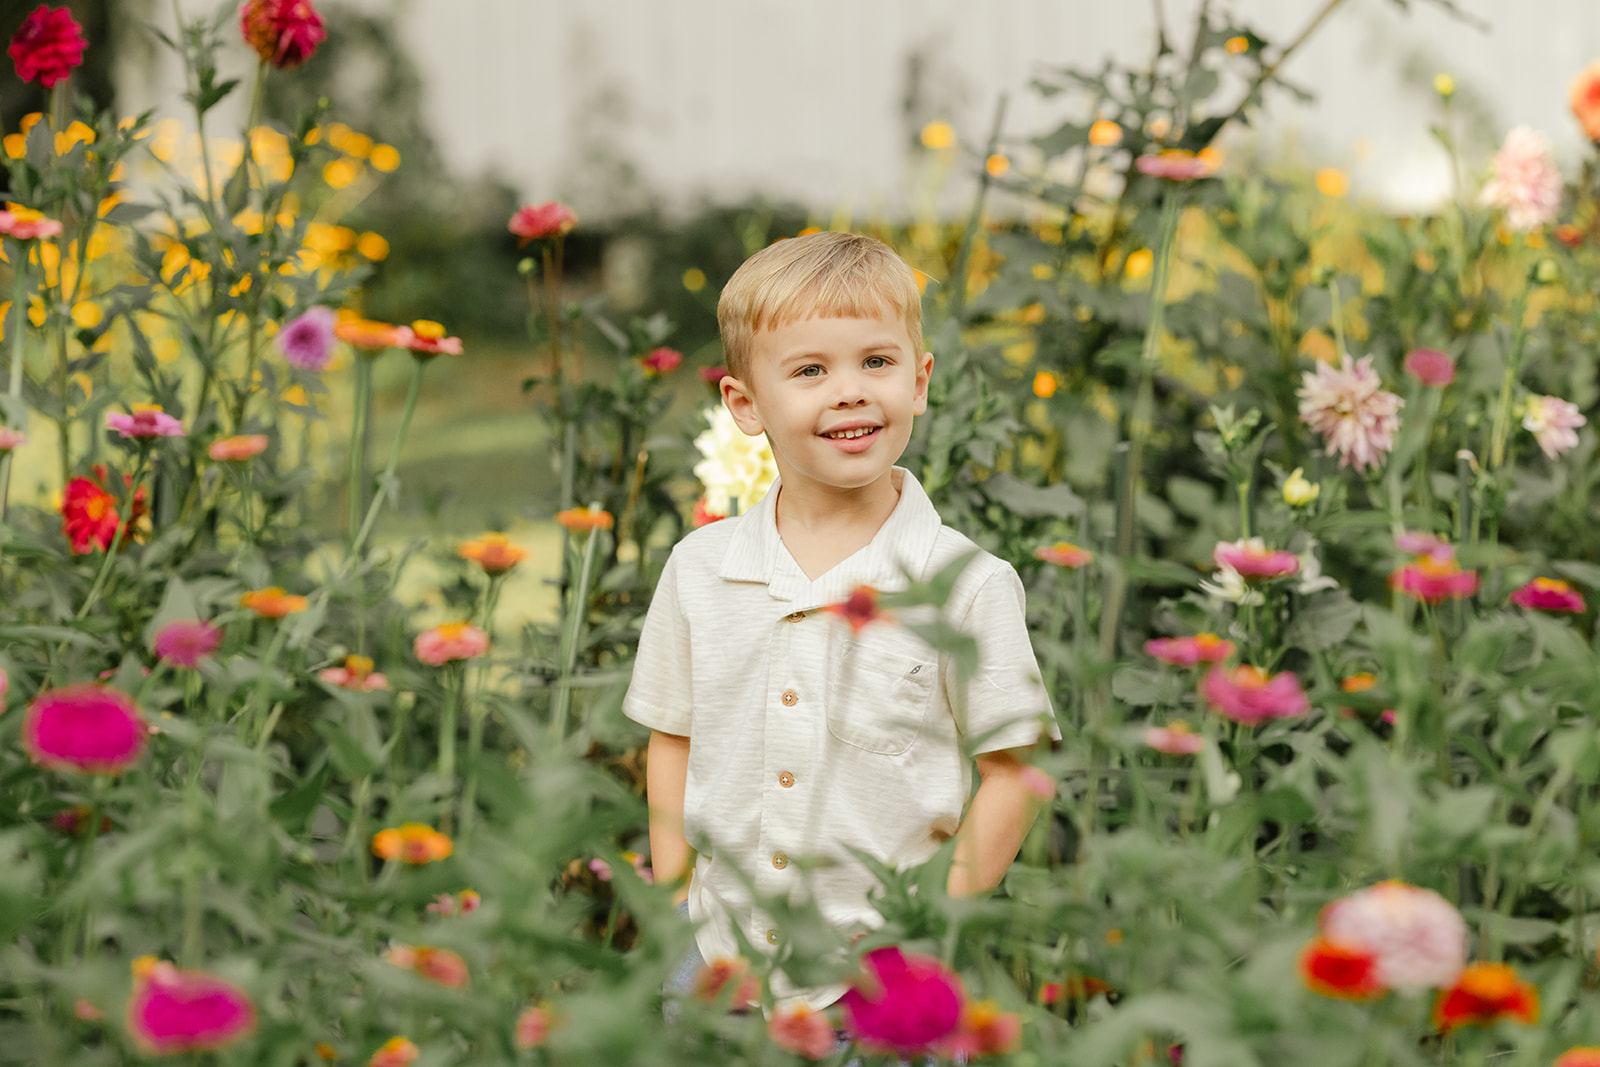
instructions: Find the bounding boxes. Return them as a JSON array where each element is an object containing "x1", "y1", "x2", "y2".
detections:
[{"x1": 623, "y1": 231, "x2": 1059, "y2": 1008}]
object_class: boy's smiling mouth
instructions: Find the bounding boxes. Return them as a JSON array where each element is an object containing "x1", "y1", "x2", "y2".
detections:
[{"x1": 819, "y1": 423, "x2": 882, "y2": 451}]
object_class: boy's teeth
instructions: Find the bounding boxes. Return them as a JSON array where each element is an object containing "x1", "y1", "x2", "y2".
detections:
[{"x1": 827, "y1": 428, "x2": 874, "y2": 439}]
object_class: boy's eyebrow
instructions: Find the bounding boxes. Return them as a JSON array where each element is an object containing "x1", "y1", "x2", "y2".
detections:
[{"x1": 777, "y1": 340, "x2": 905, "y2": 363}]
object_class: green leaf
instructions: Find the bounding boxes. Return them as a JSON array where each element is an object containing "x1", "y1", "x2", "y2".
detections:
[
  {"x1": 980, "y1": 471, "x2": 1084, "y2": 519},
  {"x1": 1285, "y1": 591, "x2": 1360, "y2": 651},
  {"x1": 269, "y1": 763, "x2": 334, "y2": 832}
]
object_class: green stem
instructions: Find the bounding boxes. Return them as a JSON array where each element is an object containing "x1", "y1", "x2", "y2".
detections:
[
  {"x1": 1486, "y1": 291, "x2": 1529, "y2": 472},
  {"x1": 1327, "y1": 276, "x2": 1347, "y2": 359},
  {"x1": 348, "y1": 357, "x2": 426, "y2": 560},
  {"x1": 551, "y1": 524, "x2": 602, "y2": 739},
  {"x1": 346, "y1": 356, "x2": 373, "y2": 548},
  {"x1": 438, "y1": 663, "x2": 463, "y2": 832},
  {"x1": 249, "y1": 625, "x2": 289, "y2": 744},
  {"x1": 0, "y1": 242, "x2": 32, "y2": 532},
  {"x1": 75, "y1": 450, "x2": 149, "y2": 620}
]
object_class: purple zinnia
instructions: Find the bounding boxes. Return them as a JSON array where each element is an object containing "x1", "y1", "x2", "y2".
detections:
[{"x1": 275, "y1": 306, "x2": 338, "y2": 371}]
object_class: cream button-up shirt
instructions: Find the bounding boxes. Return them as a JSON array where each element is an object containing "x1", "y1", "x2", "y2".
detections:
[{"x1": 624, "y1": 468, "x2": 1059, "y2": 1007}]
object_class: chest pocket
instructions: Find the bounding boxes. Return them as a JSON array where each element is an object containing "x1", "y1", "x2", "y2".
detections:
[{"x1": 826, "y1": 640, "x2": 937, "y2": 756}]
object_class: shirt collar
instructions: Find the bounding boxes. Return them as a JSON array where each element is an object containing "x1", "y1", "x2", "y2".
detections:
[{"x1": 717, "y1": 467, "x2": 942, "y2": 606}]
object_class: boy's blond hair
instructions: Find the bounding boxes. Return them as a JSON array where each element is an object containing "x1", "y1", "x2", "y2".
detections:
[{"x1": 716, "y1": 231, "x2": 923, "y2": 381}]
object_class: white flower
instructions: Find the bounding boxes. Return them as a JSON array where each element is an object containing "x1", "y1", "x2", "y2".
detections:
[
  {"x1": 692, "y1": 404, "x2": 778, "y2": 517},
  {"x1": 1295, "y1": 538, "x2": 1340, "y2": 595},
  {"x1": 1321, "y1": 882, "x2": 1467, "y2": 991},
  {"x1": 1199, "y1": 563, "x2": 1265, "y2": 606}
]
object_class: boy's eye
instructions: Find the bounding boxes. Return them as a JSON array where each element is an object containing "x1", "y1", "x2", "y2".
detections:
[
  {"x1": 864, "y1": 355, "x2": 888, "y2": 369},
  {"x1": 797, "y1": 365, "x2": 822, "y2": 378}
]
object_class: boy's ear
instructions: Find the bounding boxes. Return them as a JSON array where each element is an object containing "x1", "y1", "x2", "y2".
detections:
[
  {"x1": 720, "y1": 375, "x2": 766, "y2": 436},
  {"x1": 912, "y1": 351, "x2": 934, "y2": 415}
]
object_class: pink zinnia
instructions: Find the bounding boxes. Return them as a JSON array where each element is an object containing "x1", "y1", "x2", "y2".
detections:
[
  {"x1": 275, "y1": 306, "x2": 338, "y2": 371},
  {"x1": 938, "y1": 1000, "x2": 1022, "y2": 1060},
  {"x1": 1135, "y1": 151, "x2": 1215, "y2": 181},
  {"x1": 0, "y1": 427, "x2": 24, "y2": 450},
  {"x1": 153, "y1": 620, "x2": 221, "y2": 669},
  {"x1": 368, "y1": 1037, "x2": 419, "y2": 1067},
  {"x1": 1035, "y1": 542, "x2": 1092, "y2": 568},
  {"x1": 1298, "y1": 355, "x2": 1403, "y2": 471},
  {"x1": 239, "y1": 0, "x2": 326, "y2": 69},
  {"x1": 1396, "y1": 530, "x2": 1454, "y2": 561},
  {"x1": 126, "y1": 959, "x2": 256, "y2": 1055},
  {"x1": 769, "y1": 1003, "x2": 837, "y2": 1059},
  {"x1": 1402, "y1": 348, "x2": 1455, "y2": 387},
  {"x1": 1213, "y1": 538, "x2": 1300, "y2": 581},
  {"x1": 1144, "y1": 722, "x2": 1204, "y2": 755},
  {"x1": 106, "y1": 406, "x2": 184, "y2": 439},
  {"x1": 208, "y1": 434, "x2": 269, "y2": 461},
  {"x1": 0, "y1": 210, "x2": 62, "y2": 240},
  {"x1": 1523, "y1": 394, "x2": 1586, "y2": 459},
  {"x1": 1144, "y1": 632, "x2": 1234, "y2": 668},
  {"x1": 384, "y1": 945, "x2": 470, "y2": 988},
  {"x1": 318, "y1": 654, "x2": 388, "y2": 691},
  {"x1": 1200, "y1": 665, "x2": 1309, "y2": 726},
  {"x1": 8, "y1": 5, "x2": 85, "y2": 88},
  {"x1": 514, "y1": 1006, "x2": 552, "y2": 1050},
  {"x1": 23, "y1": 684, "x2": 148, "y2": 774},
  {"x1": 699, "y1": 366, "x2": 729, "y2": 384},
  {"x1": 414, "y1": 622, "x2": 488, "y2": 666},
  {"x1": 509, "y1": 202, "x2": 577, "y2": 244},
  {"x1": 1479, "y1": 126, "x2": 1562, "y2": 233},
  {"x1": 840, "y1": 947, "x2": 964, "y2": 1057},
  {"x1": 1510, "y1": 577, "x2": 1585, "y2": 613},
  {"x1": 1390, "y1": 555, "x2": 1479, "y2": 603},
  {"x1": 1319, "y1": 881, "x2": 1467, "y2": 992},
  {"x1": 642, "y1": 347, "x2": 683, "y2": 374}
]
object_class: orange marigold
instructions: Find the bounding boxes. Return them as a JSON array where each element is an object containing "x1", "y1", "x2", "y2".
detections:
[
  {"x1": 556, "y1": 506, "x2": 613, "y2": 532},
  {"x1": 371, "y1": 822, "x2": 453, "y2": 864},
  {"x1": 458, "y1": 532, "x2": 526, "y2": 574},
  {"x1": 239, "y1": 587, "x2": 308, "y2": 617}
]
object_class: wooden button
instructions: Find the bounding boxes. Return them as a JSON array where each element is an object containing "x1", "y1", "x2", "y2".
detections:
[
  {"x1": 785, "y1": 611, "x2": 805, "y2": 622},
  {"x1": 772, "y1": 852, "x2": 788, "y2": 869},
  {"x1": 781, "y1": 690, "x2": 798, "y2": 706},
  {"x1": 778, "y1": 771, "x2": 795, "y2": 788},
  {"x1": 765, "y1": 929, "x2": 779, "y2": 945}
]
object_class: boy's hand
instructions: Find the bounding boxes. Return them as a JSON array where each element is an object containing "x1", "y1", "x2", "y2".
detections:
[{"x1": 647, "y1": 731, "x2": 694, "y2": 899}]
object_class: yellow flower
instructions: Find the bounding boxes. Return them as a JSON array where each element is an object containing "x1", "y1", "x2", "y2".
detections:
[
  {"x1": 1125, "y1": 249, "x2": 1154, "y2": 279},
  {"x1": 372, "y1": 823, "x2": 453, "y2": 864},
  {"x1": 1282, "y1": 468, "x2": 1320, "y2": 507},
  {"x1": 1088, "y1": 120, "x2": 1122, "y2": 147},
  {"x1": 1031, "y1": 263, "x2": 1054, "y2": 280},
  {"x1": 356, "y1": 232, "x2": 389, "y2": 260},
  {"x1": 682, "y1": 267, "x2": 706, "y2": 292},
  {"x1": 920, "y1": 120, "x2": 955, "y2": 150},
  {"x1": 1434, "y1": 73, "x2": 1455, "y2": 98},
  {"x1": 1224, "y1": 35, "x2": 1249, "y2": 55},
  {"x1": 154, "y1": 337, "x2": 181, "y2": 363},
  {"x1": 322, "y1": 158, "x2": 360, "y2": 189},
  {"x1": 18, "y1": 113, "x2": 42, "y2": 135},
  {"x1": 1032, "y1": 371, "x2": 1058, "y2": 398},
  {"x1": 71, "y1": 302, "x2": 102, "y2": 329},
  {"x1": 1315, "y1": 168, "x2": 1349, "y2": 197},
  {"x1": 3, "y1": 134, "x2": 23, "y2": 160},
  {"x1": 985, "y1": 153, "x2": 1009, "y2": 177},
  {"x1": 369, "y1": 144, "x2": 401, "y2": 172}
]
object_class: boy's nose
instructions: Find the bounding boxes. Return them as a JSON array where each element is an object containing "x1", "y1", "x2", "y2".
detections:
[{"x1": 830, "y1": 373, "x2": 869, "y2": 406}]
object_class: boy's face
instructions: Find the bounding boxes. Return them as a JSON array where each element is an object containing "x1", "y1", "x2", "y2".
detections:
[{"x1": 721, "y1": 304, "x2": 932, "y2": 496}]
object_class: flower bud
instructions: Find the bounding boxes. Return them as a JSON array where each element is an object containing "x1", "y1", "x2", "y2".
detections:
[
  {"x1": 517, "y1": 257, "x2": 536, "y2": 276},
  {"x1": 1433, "y1": 73, "x2": 1455, "y2": 99},
  {"x1": 1282, "y1": 468, "x2": 1320, "y2": 507},
  {"x1": 1531, "y1": 258, "x2": 1561, "y2": 286}
]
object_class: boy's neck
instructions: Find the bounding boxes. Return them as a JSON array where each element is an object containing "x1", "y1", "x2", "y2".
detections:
[{"x1": 773, "y1": 468, "x2": 903, "y2": 582}]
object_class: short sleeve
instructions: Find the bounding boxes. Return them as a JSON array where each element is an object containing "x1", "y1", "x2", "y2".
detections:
[
  {"x1": 622, "y1": 548, "x2": 694, "y2": 735},
  {"x1": 946, "y1": 562, "x2": 1061, "y2": 754}
]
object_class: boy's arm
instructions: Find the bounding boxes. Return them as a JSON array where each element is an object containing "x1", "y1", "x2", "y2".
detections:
[
  {"x1": 946, "y1": 747, "x2": 1046, "y2": 897},
  {"x1": 646, "y1": 729, "x2": 694, "y2": 905}
]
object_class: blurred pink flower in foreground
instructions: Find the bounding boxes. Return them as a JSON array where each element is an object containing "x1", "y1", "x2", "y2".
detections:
[
  {"x1": 0, "y1": 208, "x2": 63, "y2": 240},
  {"x1": 1479, "y1": 126, "x2": 1562, "y2": 233},
  {"x1": 368, "y1": 1037, "x2": 419, "y2": 1067},
  {"x1": 768, "y1": 1003, "x2": 837, "y2": 1059},
  {"x1": 514, "y1": 1005, "x2": 552, "y2": 1050},
  {"x1": 1135, "y1": 150, "x2": 1216, "y2": 181},
  {"x1": 318, "y1": 654, "x2": 388, "y2": 691},
  {"x1": 153, "y1": 619, "x2": 221, "y2": 669},
  {"x1": 1035, "y1": 541, "x2": 1092, "y2": 568},
  {"x1": 1213, "y1": 538, "x2": 1300, "y2": 581},
  {"x1": 1145, "y1": 633, "x2": 1234, "y2": 668},
  {"x1": 1403, "y1": 348, "x2": 1455, "y2": 386},
  {"x1": 276, "y1": 306, "x2": 338, "y2": 370},
  {"x1": 1510, "y1": 577, "x2": 1585, "y2": 613},
  {"x1": 1391, "y1": 553, "x2": 1479, "y2": 603},
  {"x1": 0, "y1": 427, "x2": 25, "y2": 450},
  {"x1": 106, "y1": 405, "x2": 184, "y2": 439},
  {"x1": 1144, "y1": 721, "x2": 1204, "y2": 755},
  {"x1": 642, "y1": 347, "x2": 683, "y2": 374},
  {"x1": 840, "y1": 947, "x2": 964, "y2": 1057},
  {"x1": 385, "y1": 945, "x2": 470, "y2": 988},
  {"x1": 1200, "y1": 665, "x2": 1309, "y2": 726},
  {"x1": 1319, "y1": 881, "x2": 1467, "y2": 991},
  {"x1": 1396, "y1": 530, "x2": 1454, "y2": 561},
  {"x1": 208, "y1": 434, "x2": 269, "y2": 461},
  {"x1": 1522, "y1": 394, "x2": 1586, "y2": 458},
  {"x1": 509, "y1": 202, "x2": 577, "y2": 244},
  {"x1": 24, "y1": 684, "x2": 148, "y2": 774},
  {"x1": 414, "y1": 622, "x2": 488, "y2": 665},
  {"x1": 126, "y1": 957, "x2": 255, "y2": 1054},
  {"x1": 1298, "y1": 355, "x2": 1403, "y2": 471},
  {"x1": 939, "y1": 1000, "x2": 1022, "y2": 1060}
]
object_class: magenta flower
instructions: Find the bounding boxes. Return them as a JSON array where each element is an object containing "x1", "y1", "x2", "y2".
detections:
[
  {"x1": 1479, "y1": 126, "x2": 1562, "y2": 233},
  {"x1": 126, "y1": 959, "x2": 256, "y2": 1055},
  {"x1": 106, "y1": 406, "x2": 184, "y2": 439},
  {"x1": 641, "y1": 347, "x2": 683, "y2": 374},
  {"x1": 1523, "y1": 394, "x2": 1586, "y2": 459},
  {"x1": 1200, "y1": 665, "x2": 1309, "y2": 726},
  {"x1": 1135, "y1": 151, "x2": 1216, "y2": 181},
  {"x1": 1320, "y1": 882, "x2": 1467, "y2": 992},
  {"x1": 275, "y1": 305, "x2": 338, "y2": 371},
  {"x1": 153, "y1": 620, "x2": 221, "y2": 669},
  {"x1": 1402, "y1": 348, "x2": 1455, "y2": 387},
  {"x1": 1298, "y1": 355, "x2": 1403, "y2": 471},
  {"x1": 1144, "y1": 722, "x2": 1205, "y2": 755},
  {"x1": 1144, "y1": 633, "x2": 1234, "y2": 668},
  {"x1": 1390, "y1": 550, "x2": 1480, "y2": 603},
  {"x1": 1213, "y1": 538, "x2": 1300, "y2": 581},
  {"x1": 699, "y1": 366, "x2": 729, "y2": 384},
  {"x1": 23, "y1": 684, "x2": 148, "y2": 774},
  {"x1": 1510, "y1": 577, "x2": 1586, "y2": 613},
  {"x1": 509, "y1": 202, "x2": 577, "y2": 244},
  {"x1": 840, "y1": 947, "x2": 964, "y2": 1057},
  {"x1": 589, "y1": 858, "x2": 613, "y2": 882}
]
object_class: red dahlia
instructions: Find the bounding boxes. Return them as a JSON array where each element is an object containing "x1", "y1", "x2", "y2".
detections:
[{"x1": 8, "y1": 5, "x2": 86, "y2": 88}]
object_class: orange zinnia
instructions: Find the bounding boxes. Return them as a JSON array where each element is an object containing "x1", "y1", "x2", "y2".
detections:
[
  {"x1": 371, "y1": 822, "x2": 453, "y2": 864},
  {"x1": 335, "y1": 317, "x2": 413, "y2": 351},
  {"x1": 1570, "y1": 61, "x2": 1600, "y2": 142},
  {"x1": 208, "y1": 434, "x2": 269, "y2": 461},
  {"x1": 458, "y1": 532, "x2": 526, "y2": 574},
  {"x1": 823, "y1": 585, "x2": 887, "y2": 634},
  {"x1": 1433, "y1": 962, "x2": 1539, "y2": 1032},
  {"x1": 239, "y1": 587, "x2": 308, "y2": 617},
  {"x1": 555, "y1": 506, "x2": 613, "y2": 532}
]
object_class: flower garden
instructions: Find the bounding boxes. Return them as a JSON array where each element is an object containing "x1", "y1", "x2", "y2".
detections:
[{"x1": 8, "y1": 1, "x2": 1600, "y2": 1064}]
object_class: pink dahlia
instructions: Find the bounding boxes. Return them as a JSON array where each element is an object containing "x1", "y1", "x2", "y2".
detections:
[
  {"x1": 106, "y1": 406, "x2": 184, "y2": 439},
  {"x1": 126, "y1": 958, "x2": 256, "y2": 1054},
  {"x1": 1391, "y1": 554, "x2": 1479, "y2": 603},
  {"x1": 509, "y1": 202, "x2": 577, "y2": 244},
  {"x1": 1213, "y1": 538, "x2": 1300, "y2": 581},
  {"x1": 840, "y1": 947, "x2": 964, "y2": 1057},
  {"x1": 1523, "y1": 394, "x2": 1586, "y2": 459},
  {"x1": 275, "y1": 306, "x2": 338, "y2": 371},
  {"x1": 1479, "y1": 126, "x2": 1562, "y2": 233},
  {"x1": 239, "y1": 0, "x2": 326, "y2": 69},
  {"x1": 23, "y1": 684, "x2": 147, "y2": 774},
  {"x1": 1298, "y1": 355, "x2": 1403, "y2": 471},
  {"x1": 1402, "y1": 348, "x2": 1455, "y2": 387},
  {"x1": 1319, "y1": 881, "x2": 1467, "y2": 991},
  {"x1": 768, "y1": 1003, "x2": 838, "y2": 1060},
  {"x1": 1510, "y1": 577, "x2": 1585, "y2": 613},
  {"x1": 1144, "y1": 633, "x2": 1233, "y2": 668},
  {"x1": 1144, "y1": 722, "x2": 1204, "y2": 755},
  {"x1": 153, "y1": 619, "x2": 221, "y2": 669},
  {"x1": 8, "y1": 5, "x2": 85, "y2": 88},
  {"x1": 1200, "y1": 665, "x2": 1309, "y2": 726},
  {"x1": 414, "y1": 622, "x2": 488, "y2": 666}
]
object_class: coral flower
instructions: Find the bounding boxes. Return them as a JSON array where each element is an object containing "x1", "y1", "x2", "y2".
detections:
[
  {"x1": 239, "y1": 0, "x2": 326, "y2": 69},
  {"x1": 509, "y1": 202, "x2": 577, "y2": 244},
  {"x1": 126, "y1": 958, "x2": 255, "y2": 1055},
  {"x1": 24, "y1": 684, "x2": 148, "y2": 775},
  {"x1": 691, "y1": 496, "x2": 726, "y2": 527},
  {"x1": 371, "y1": 822, "x2": 452, "y2": 864},
  {"x1": 208, "y1": 434, "x2": 269, "y2": 461},
  {"x1": 514, "y1": 1005, "x2": 552, "y2": 1050},
  {"x1": 318, "y1": 654, "x2": 388, "y2": 691},
  {"x1": 0, "y1": 427, "x2": 24, "y2": 450},
  {"x1": 1390, "y1": 555, "x2": 1479, "y2": 603},
  {"x1": 1200, "y1": 665, "x2": 1309, "y2": 726},
  {"x1": 1510, "y1": 577, "x2": 1586, "y2": 613},
  {"x1": 938, "y1": 1000, "x2": 1021, "y2": 1059},
  {"x1": 1213, "y1": 538, "x2": 1300, "y2": 581},
  {"x1": 555, "y1": 506, "x2": 613, "y2": 532},
  {"x1": 61, "y1": 472, "x2": 120, "y2": 553},
  {"x1": 1035, "y1": 541, "x2": 1092, "y2": 568},
  {"x1": 840, "y1": 947, "x2": 964, "y2": 1057},
  {"x1": 699, "y1": 365, "x2": 729, "y2": 384},
  {"x1": 824, "y1": 586, "x2": 887, "y2": 635},
  {"x1": 367, "y1": 1037, "x2": 418, "y2": 1067},
  {"x1": 1088, "y1": 120, "x2": 1123, "y2": 147},
  {"x1": 275, "y1": 306, "x2": 338, "y2": 370},
  {"x1": 1298, "y1": 355, "x2": 1404, "y2": 472},
  {"x1": 414, "y1": 621, "x2": 488, "y2": 665},
  {"x1": 1572, "y1": 61, "x2": 1600, "y2": 141},
  {"x1": 642, "y1": 347, "x2": 683, "y2": 375},
  {"x1": 1144, "y1": 721, "x2": 1204, "y2": 755},
  {"x1": 1402, "y1": 348, "x2": 1455, "y2": 387},
  {"x1": 1480, "y1": 126, "x2": 1562, "y2": 233},
  {"x1": 403, "y1": 319, "x2": 463, "y2": 358},
  {"x1": 1523, "y1": 394, "x2": 1587, "y2": 459},
  {"x1": 458, "y1": 532, "x2": 526, "y2": 574},
  {"x1": 1434, "y1": 962, "x2": 1539, "y2": 1032},
  {"x1": 106, "y1": 404, "x2": 184, "y2": 439},
  {"x1": 768, "y1": 1003, "x2": 837, "y2": 1059},
  {"x1": 240, "y1": 586, "x2": 309, "y2": 617},
  {"x1": 1135, "y1": 150, "x2": 1215, "y2": 181},
  {"x1": 385, "y1": 945, "x2": 469, "y2": 989},
  {"x1": 336, "y1": 317, "x2": 414, "y2": 351},
  {"x1": 427, "y1": 889, "x2": 480, "y2": 916},
  {"x1": 1320, "y1": 881, "x2": 1467, "y2": 991},
  {"x1": 1145, "y1": 633, "x2": 1233, "y2": 668},
  {"x1": 8, "y1": 5, "x2": 85, "y2": 88},
  {"x1": 1298, "y1": 937, "x2": 1386, "y2": 1001},
  {"x1": 153, "y1": 619, "x2": 221, "y2": 669},
  {"x1": 1556, "y1": 1049, "x2": 1600, "y2": 1067},
  {"x1": 0, "y1": 208, "x2": 63, "y2": 239},
  {"x1": 694, "y1": 957, "x2": 761, "y2": 1007}
]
